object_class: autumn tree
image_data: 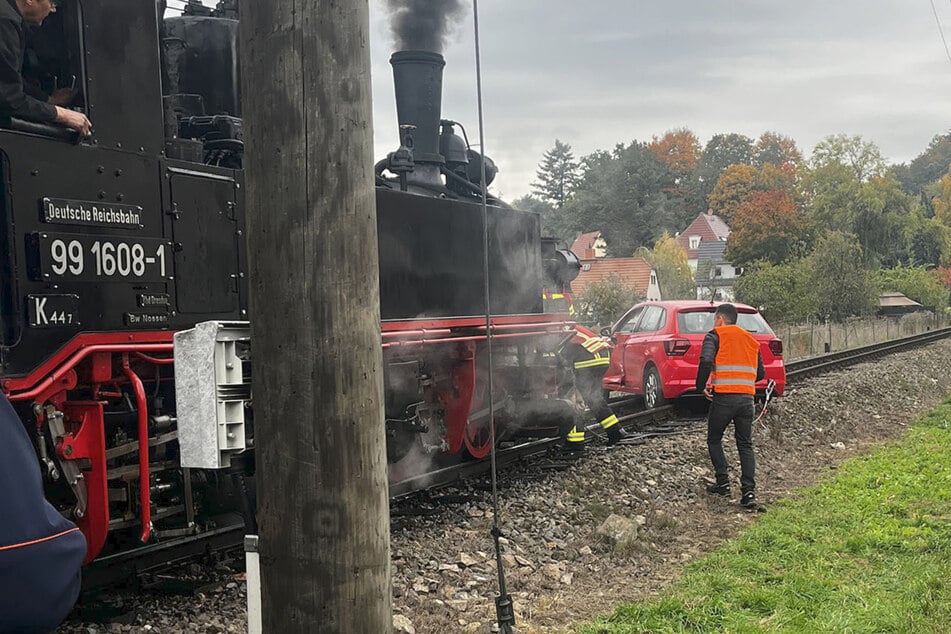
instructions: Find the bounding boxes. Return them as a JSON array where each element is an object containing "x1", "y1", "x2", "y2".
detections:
[
  {"x1": 645, "y1": 232, "x2": 695, "y2": 299},
  {"x1": 531, "y1": 139, "x2": 580, "y2": 208},
  {"x1": 649, "y1": 128, "x2": 702, "y2": 176},
  {"x1": 708, "y1": 161, "x2": 800, "y2": 224},
  {"x1": 707, "y1": 164, "x2": 757, "y2": 223},
  {"x1": 649, "y1": 128, "x2": 704, "y2": 230},
  {"x1": 752, "y1": 131, "x2": 803, "y2": 168},
  {"x1": 810, "y1": 231, "x2": 878, "y2": 321},
  {"x1": 726, "y1": 191, "x2": 812, "y2": 266}
]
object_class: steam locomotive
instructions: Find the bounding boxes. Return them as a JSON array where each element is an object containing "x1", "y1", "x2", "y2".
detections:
[{"x1": 0, "y1": 0, "x2": 577, "y2": 564}]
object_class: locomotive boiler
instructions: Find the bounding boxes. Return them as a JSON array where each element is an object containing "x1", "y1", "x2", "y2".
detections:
[{"x1": 0, "y1": 0, "x2": 576, "y2": 565}]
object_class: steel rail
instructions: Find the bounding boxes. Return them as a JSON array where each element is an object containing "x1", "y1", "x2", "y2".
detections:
[{"x1": 81, "y1": 326, "x2": 951, "y2": 589}]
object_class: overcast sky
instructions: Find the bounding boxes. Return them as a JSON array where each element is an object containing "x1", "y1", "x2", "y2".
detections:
[
  {"x1": 368, "y1": 1, "x2": 951, "y2": 200},
  {"x1": 181, "y1": 1, "x2": 951, "y2": 201}
]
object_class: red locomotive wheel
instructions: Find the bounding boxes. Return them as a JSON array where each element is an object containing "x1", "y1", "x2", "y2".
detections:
[
  {"x1": 463, "y1": 371, "x2": 504, "y2": 459},
  {"x1": 463, "y1": 414, "x2": 494, "y2": 459}
]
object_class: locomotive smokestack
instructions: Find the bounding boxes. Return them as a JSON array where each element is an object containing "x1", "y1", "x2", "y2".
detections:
[{"x1": 390, "y1": 50, "x2": 446, "y2": 173}]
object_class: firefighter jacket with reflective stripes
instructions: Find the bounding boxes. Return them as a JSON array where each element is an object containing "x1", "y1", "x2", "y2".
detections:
[
  {"x1": 695, "y1": 324, "x2": 765, "y2": 395},
  {"x1": 559, "y1": 325, "x2": 612, "y2": 370}
]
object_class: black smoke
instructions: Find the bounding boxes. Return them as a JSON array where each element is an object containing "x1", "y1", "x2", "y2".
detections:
[{"x1": 385, "y1": 0, "x2": 467, "y2": 53}]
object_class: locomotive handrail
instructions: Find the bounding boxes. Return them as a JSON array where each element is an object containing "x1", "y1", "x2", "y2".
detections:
[
  {"x1": 4, "y1": 117, "x2": 80, "y2": 144},
  {"x1": 5, "y1": 342, "x2": 174, "y2": 402}
]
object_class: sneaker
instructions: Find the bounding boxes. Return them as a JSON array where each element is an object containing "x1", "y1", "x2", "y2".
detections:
[
  {"x1": 706, "y1": 482, "x2": 731, "y2": 497},
  {"x1": 606, "y1": 426, "x2": 631, "y2": 445},
  {"x1": 740, "y1": 492, "x2": 758, "y2": 509}
]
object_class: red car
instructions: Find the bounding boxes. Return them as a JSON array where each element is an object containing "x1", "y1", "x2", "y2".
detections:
[{"x1": 601, "y1": 301, "x2": 786, "y2": 408}]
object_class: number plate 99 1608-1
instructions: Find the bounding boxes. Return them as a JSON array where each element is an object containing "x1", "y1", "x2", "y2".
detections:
[{"x1": 31, "y1": 233, "x2": 172, "y2": 283}]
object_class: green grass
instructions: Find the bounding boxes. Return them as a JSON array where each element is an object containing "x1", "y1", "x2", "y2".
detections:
[{"x1": 580, "y1": 403, "x2": 951, "y2": 634}]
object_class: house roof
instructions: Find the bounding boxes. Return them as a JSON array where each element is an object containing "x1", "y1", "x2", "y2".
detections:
[
  {"x1": 676, "y1": 212, "x2": 731, "y2": 259},
  {"x1": 570, "y1": 231, "x2": 603, "y2": 259},
  {"x1": 879, "y1": 292, "x2": 922, "y2": 308},
  {"x1": 572, "y1": 257, "x2": 654, "y2": 297},
  {"x1": 695, "y1": 241, "x2": 729, "y2": 285}
]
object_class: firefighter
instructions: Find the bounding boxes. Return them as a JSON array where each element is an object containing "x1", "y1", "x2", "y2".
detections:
[
  {"x1": 695, "y1": 303, "x2": 765, "y2": 509},
  {"x1": 559, "y1": 324, "x2": 629, "y2": 451},
  {"x1": 0, "y1": 391, "x2": 86, "y2": 633}
]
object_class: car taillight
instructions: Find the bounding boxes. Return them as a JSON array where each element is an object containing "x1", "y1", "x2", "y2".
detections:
[
  {"x1": 664, "y1": 339, "x2": 690, "y2": 356},
  {"x1": 768, "y1": 339, "x2": 783, "y2": 357}
]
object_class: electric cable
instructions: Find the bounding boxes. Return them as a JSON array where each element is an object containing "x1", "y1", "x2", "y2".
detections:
[
  {"x1": 472, "y1": 1, "x2": 515, "y2": 632},
  {"x1": 930, "y1": 0, "x2": 951, "y2": 66}
]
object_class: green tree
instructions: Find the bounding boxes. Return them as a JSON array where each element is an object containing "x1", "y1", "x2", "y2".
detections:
[
  {"x1": 575, "y1": 273, "x2": 642, "y2": 328},
  {"x1": 810, "y1": 134, "x2": 887, "y2": 182},
  {"x1": 804, "y1": 163, "x2": 915, "y2": 266},
  {"x1": 511, "y1": 194, "x2": 560, "y2": 240},
  {"x1": 733, "y1": 259, "x2": 818, "y2": 324},
  {"x1": 895, "y1": 132, "x2": 951, "y2": 208},
  {"x1": 645, "y1": 232, "x2": 695, "y2": 299},
  {"x1": 562, "y1": 142, "x2": 670, "y2": 257},
  {"x1": 904, "y1": 209, "x2": 950, "y2": 266},
  {"x1": 696, "y1": 133, "x2": 754, "y2": 207},
  {"x1": 876, "y1": 265, "x2": 948, "y2": 311},
  {"x1": 810, "y1": 231, "x2": 878, "y2": 320},
  {"x1": 531, "y1": 139, "x2": 580, "y2": 209}
]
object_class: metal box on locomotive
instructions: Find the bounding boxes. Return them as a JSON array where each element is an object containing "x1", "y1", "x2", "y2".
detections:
[{"x1": 0, "y1": 0, "x2": 574, "y2": 564}]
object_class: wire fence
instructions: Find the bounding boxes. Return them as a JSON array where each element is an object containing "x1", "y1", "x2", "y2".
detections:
[{"x1": 776, "y1": 312, "x2": 949, "y2": 361}]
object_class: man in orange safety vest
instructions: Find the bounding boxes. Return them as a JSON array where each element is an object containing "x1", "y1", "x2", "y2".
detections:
[{"x1": 695, "y1": 303, "x2": 765, "y2": 509}]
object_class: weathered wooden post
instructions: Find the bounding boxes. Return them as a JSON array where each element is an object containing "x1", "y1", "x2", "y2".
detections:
[{"x1": 239, "y1": 1, "x2": 391, "y2": 631}]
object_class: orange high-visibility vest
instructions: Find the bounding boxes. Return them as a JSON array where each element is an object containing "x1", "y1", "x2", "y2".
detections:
[{"x1": 711, "y1": 324, "x2": 759, "y2": 395}]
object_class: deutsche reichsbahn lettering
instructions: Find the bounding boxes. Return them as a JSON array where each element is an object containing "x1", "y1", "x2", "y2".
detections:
[
  {"x1": 41, "y1": 197, "x2": 144, "y2": 230},
  {"x1": 124, "y1": 312, "x2": 170, "y2": 327},
  {"x1": 26, "y1": 294, "x2": 80, "y2": 328}
]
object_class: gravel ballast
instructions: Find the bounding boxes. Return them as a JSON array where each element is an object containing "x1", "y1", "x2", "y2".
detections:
[{"x1": 59, "y1": 340, "x2": 951, "y2": 633}]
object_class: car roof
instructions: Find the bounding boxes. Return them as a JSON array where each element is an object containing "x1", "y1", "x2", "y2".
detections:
[{"x1": 632, "y1": 300, "x2": 759, "y2": 313}]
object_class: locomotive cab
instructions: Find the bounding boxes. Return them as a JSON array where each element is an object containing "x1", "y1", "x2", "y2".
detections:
[{"x1": 0, "y1": 0, "x2": 247, "y2": 563}]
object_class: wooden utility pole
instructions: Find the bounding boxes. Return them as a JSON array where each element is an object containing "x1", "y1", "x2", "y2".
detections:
[{"x1": 239, "y1": 2, "x2": 391, "y2": 632}]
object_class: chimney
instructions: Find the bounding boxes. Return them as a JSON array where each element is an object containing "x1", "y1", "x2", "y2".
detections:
[{"x1": 390, "y1": 50, "x2": 446, "y2": 186}]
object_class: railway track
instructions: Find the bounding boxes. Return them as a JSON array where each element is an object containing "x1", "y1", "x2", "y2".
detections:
[{"x1": 82, "y1": 326, "x2": 951, "y2": 589}]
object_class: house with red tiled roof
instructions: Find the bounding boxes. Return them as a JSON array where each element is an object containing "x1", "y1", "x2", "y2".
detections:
[
  {"x1": 675, "y1": 211, "x2": 731, "y2": 271},
  {"x1": 570, "y1": 231, "x2": 607, "y2": 259},
  {"x1": 571, "y1": 257, "x2": 662, "y2": 301}
]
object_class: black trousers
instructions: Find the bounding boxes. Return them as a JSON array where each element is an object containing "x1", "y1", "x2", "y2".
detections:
[{"x1": 707, "y1": 393, "x2": 756, "y2": 493}]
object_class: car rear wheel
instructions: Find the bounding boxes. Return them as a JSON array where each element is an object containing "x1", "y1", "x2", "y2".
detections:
[{"x1": 643, "y1": 366, "x2": 666, "y2": 410}]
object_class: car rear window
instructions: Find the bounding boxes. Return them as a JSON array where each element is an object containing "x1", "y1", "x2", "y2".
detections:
[{"x1": 677, "y1": 310, "x2": 773, "y2": 335}]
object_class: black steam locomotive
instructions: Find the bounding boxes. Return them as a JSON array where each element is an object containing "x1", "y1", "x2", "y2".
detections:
[{"x1": 0, "y1": 0, "x2": 576, "y2": 563}]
